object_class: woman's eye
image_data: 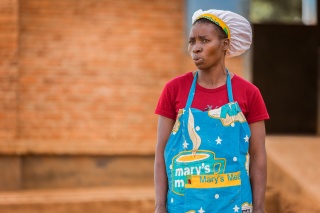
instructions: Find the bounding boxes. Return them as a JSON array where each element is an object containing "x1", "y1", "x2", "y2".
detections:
[
  {"x1": 189, "y1": 40, "x2": 195, "y2": 44},
  {"x1": 202, "y1": 39, "x2": 209, "y2": 43}
]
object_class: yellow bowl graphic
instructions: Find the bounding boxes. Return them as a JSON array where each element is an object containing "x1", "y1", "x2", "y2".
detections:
[{"x1": 176, "y1": 153, "x2": 209, "y2": 163}]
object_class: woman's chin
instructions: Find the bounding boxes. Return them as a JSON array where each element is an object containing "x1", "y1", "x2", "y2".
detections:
[{"x1": 195, "y1": 63, "x2": 206, "y2": 70}]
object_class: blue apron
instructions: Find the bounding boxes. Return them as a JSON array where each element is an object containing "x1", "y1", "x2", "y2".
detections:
[{"x1": 164, "y1": 71, "x2": 253, "y2": 213}]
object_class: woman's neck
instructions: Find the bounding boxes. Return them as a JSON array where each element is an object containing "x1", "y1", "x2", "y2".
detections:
[{"x1": 197, "y1": 64, "x2": 230, "y2": 89}]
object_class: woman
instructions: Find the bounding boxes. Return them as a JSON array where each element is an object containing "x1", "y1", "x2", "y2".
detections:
[{"x1": 154, "y1": 9, "x2": 269, "y2": 213}]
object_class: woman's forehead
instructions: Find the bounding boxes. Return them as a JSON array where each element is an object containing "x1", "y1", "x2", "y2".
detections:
[{"x1": 189, "y1": 22, "x2": 218, "y2": 37}]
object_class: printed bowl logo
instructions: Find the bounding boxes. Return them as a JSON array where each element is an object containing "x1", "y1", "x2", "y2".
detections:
[{"x1": 171, "y1": 150, "x2": 226, "y2": 195}]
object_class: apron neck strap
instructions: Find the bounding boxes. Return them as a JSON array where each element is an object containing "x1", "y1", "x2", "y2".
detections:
[
  {"x1": 226, "y1": 68, "x2": 234, "y2": 102},
  {"x1": 185, "y1": 69, "x2": 234, "y2": 109}
]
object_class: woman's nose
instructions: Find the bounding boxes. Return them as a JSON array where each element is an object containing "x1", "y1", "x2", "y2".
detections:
[{"x1": 193, "y1": 43, "x2": 202, "y2": 53}]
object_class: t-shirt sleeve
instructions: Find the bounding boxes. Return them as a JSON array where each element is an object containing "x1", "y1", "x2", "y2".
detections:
[
  {"x1": 246, "y1": 87, "x2": 270, "y2": 124},
  {"x1": 154, "y1": 83, "x2": 177, "y2": 120}
]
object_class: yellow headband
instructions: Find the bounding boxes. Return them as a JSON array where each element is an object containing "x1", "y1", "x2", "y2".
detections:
[{"x1": 195, "y1": 13, "x2": 230, "y2": 39}]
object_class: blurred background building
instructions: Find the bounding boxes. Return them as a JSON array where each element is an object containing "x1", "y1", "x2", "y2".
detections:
[{"x1": 0, "y1": 0, "x2": 319, "y2": 212}]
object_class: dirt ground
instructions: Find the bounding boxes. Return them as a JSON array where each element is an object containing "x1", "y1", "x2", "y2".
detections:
[{"x1": 266, "y1": 136, "x2": 320, "y2": 213}]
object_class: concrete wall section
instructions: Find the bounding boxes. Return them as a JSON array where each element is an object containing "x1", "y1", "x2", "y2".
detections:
[
  {"x1": 20, "y1": 155, "x2": 154, "y2": 189},
  {"x1": 0, "y1": 156, "x2": 21, "y2": 190}
]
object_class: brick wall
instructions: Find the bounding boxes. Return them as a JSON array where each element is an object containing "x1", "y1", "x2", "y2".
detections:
[
  {"x1": 17, "y1": 0, "x2": 186, "y2": 150},
  {"x1": 0, "y1": 0, "x2": 18, "y2": 141},
  {"x1": 0, "y1": 0, "x2": 246, "y2": 154}
]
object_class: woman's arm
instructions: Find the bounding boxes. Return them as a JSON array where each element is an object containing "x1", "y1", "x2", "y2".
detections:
[
  {"x1": 249, "y1": 120, "x2": 267, "y2": 213},
  {"x1": 154, "y1": 115, "x2": 175, "y2": 213}
]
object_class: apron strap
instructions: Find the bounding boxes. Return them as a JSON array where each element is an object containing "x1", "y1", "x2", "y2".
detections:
[
  {"x1": 185, "y1": 69, "x2": 234, "y2": 109},
  {"x1": 226, "y1": 69, "x2": 234, "y2": 102},
  {"x1": 185, "y1": 71, "x2": 198, "y2": 109}
]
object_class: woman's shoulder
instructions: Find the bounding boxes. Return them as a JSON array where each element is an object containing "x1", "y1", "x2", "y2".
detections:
[{"x1": 232, "y1": 74, "x2": 260, "y2": 92}]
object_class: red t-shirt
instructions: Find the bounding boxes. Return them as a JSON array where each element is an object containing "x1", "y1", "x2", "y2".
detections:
[{"x1": 155, "y1": 72, "x2": 269, "y2": 124}]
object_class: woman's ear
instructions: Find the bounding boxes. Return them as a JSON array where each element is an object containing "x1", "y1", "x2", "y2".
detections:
[{"x1": 223, "y1": 38, "x2": 230, "y2": 51}]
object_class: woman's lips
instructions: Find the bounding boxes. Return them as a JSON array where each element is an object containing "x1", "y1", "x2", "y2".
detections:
[{"x1": 193, "y1": 57, "x2": 203, "y2": 64}]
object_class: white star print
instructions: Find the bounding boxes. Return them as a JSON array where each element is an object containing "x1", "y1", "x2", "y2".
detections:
[
  {"x1": 233, "y1": 205, "x2": 240, "y2": 212},
  {"x1": 244, "y1": 135, "x2": 249, "y2": 142},
  {"x1": 215, "y1": 136, "x2": 222, "y2": 145},
  {"x1": 198, "y1": 207, "x2": 205, "y2": 213},
  {"x1": 183, "y1": 140, "x2": 189, "y2": 149}
]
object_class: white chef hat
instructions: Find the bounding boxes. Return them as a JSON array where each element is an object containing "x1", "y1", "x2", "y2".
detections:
[{"x1": 192, "y1": 9, "x2": 252, "y2": 58}]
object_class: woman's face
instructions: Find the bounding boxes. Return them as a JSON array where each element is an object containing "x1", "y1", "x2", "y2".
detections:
[{"x1": 188, "y1": 22, "x2": 228, "y2": 71}]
